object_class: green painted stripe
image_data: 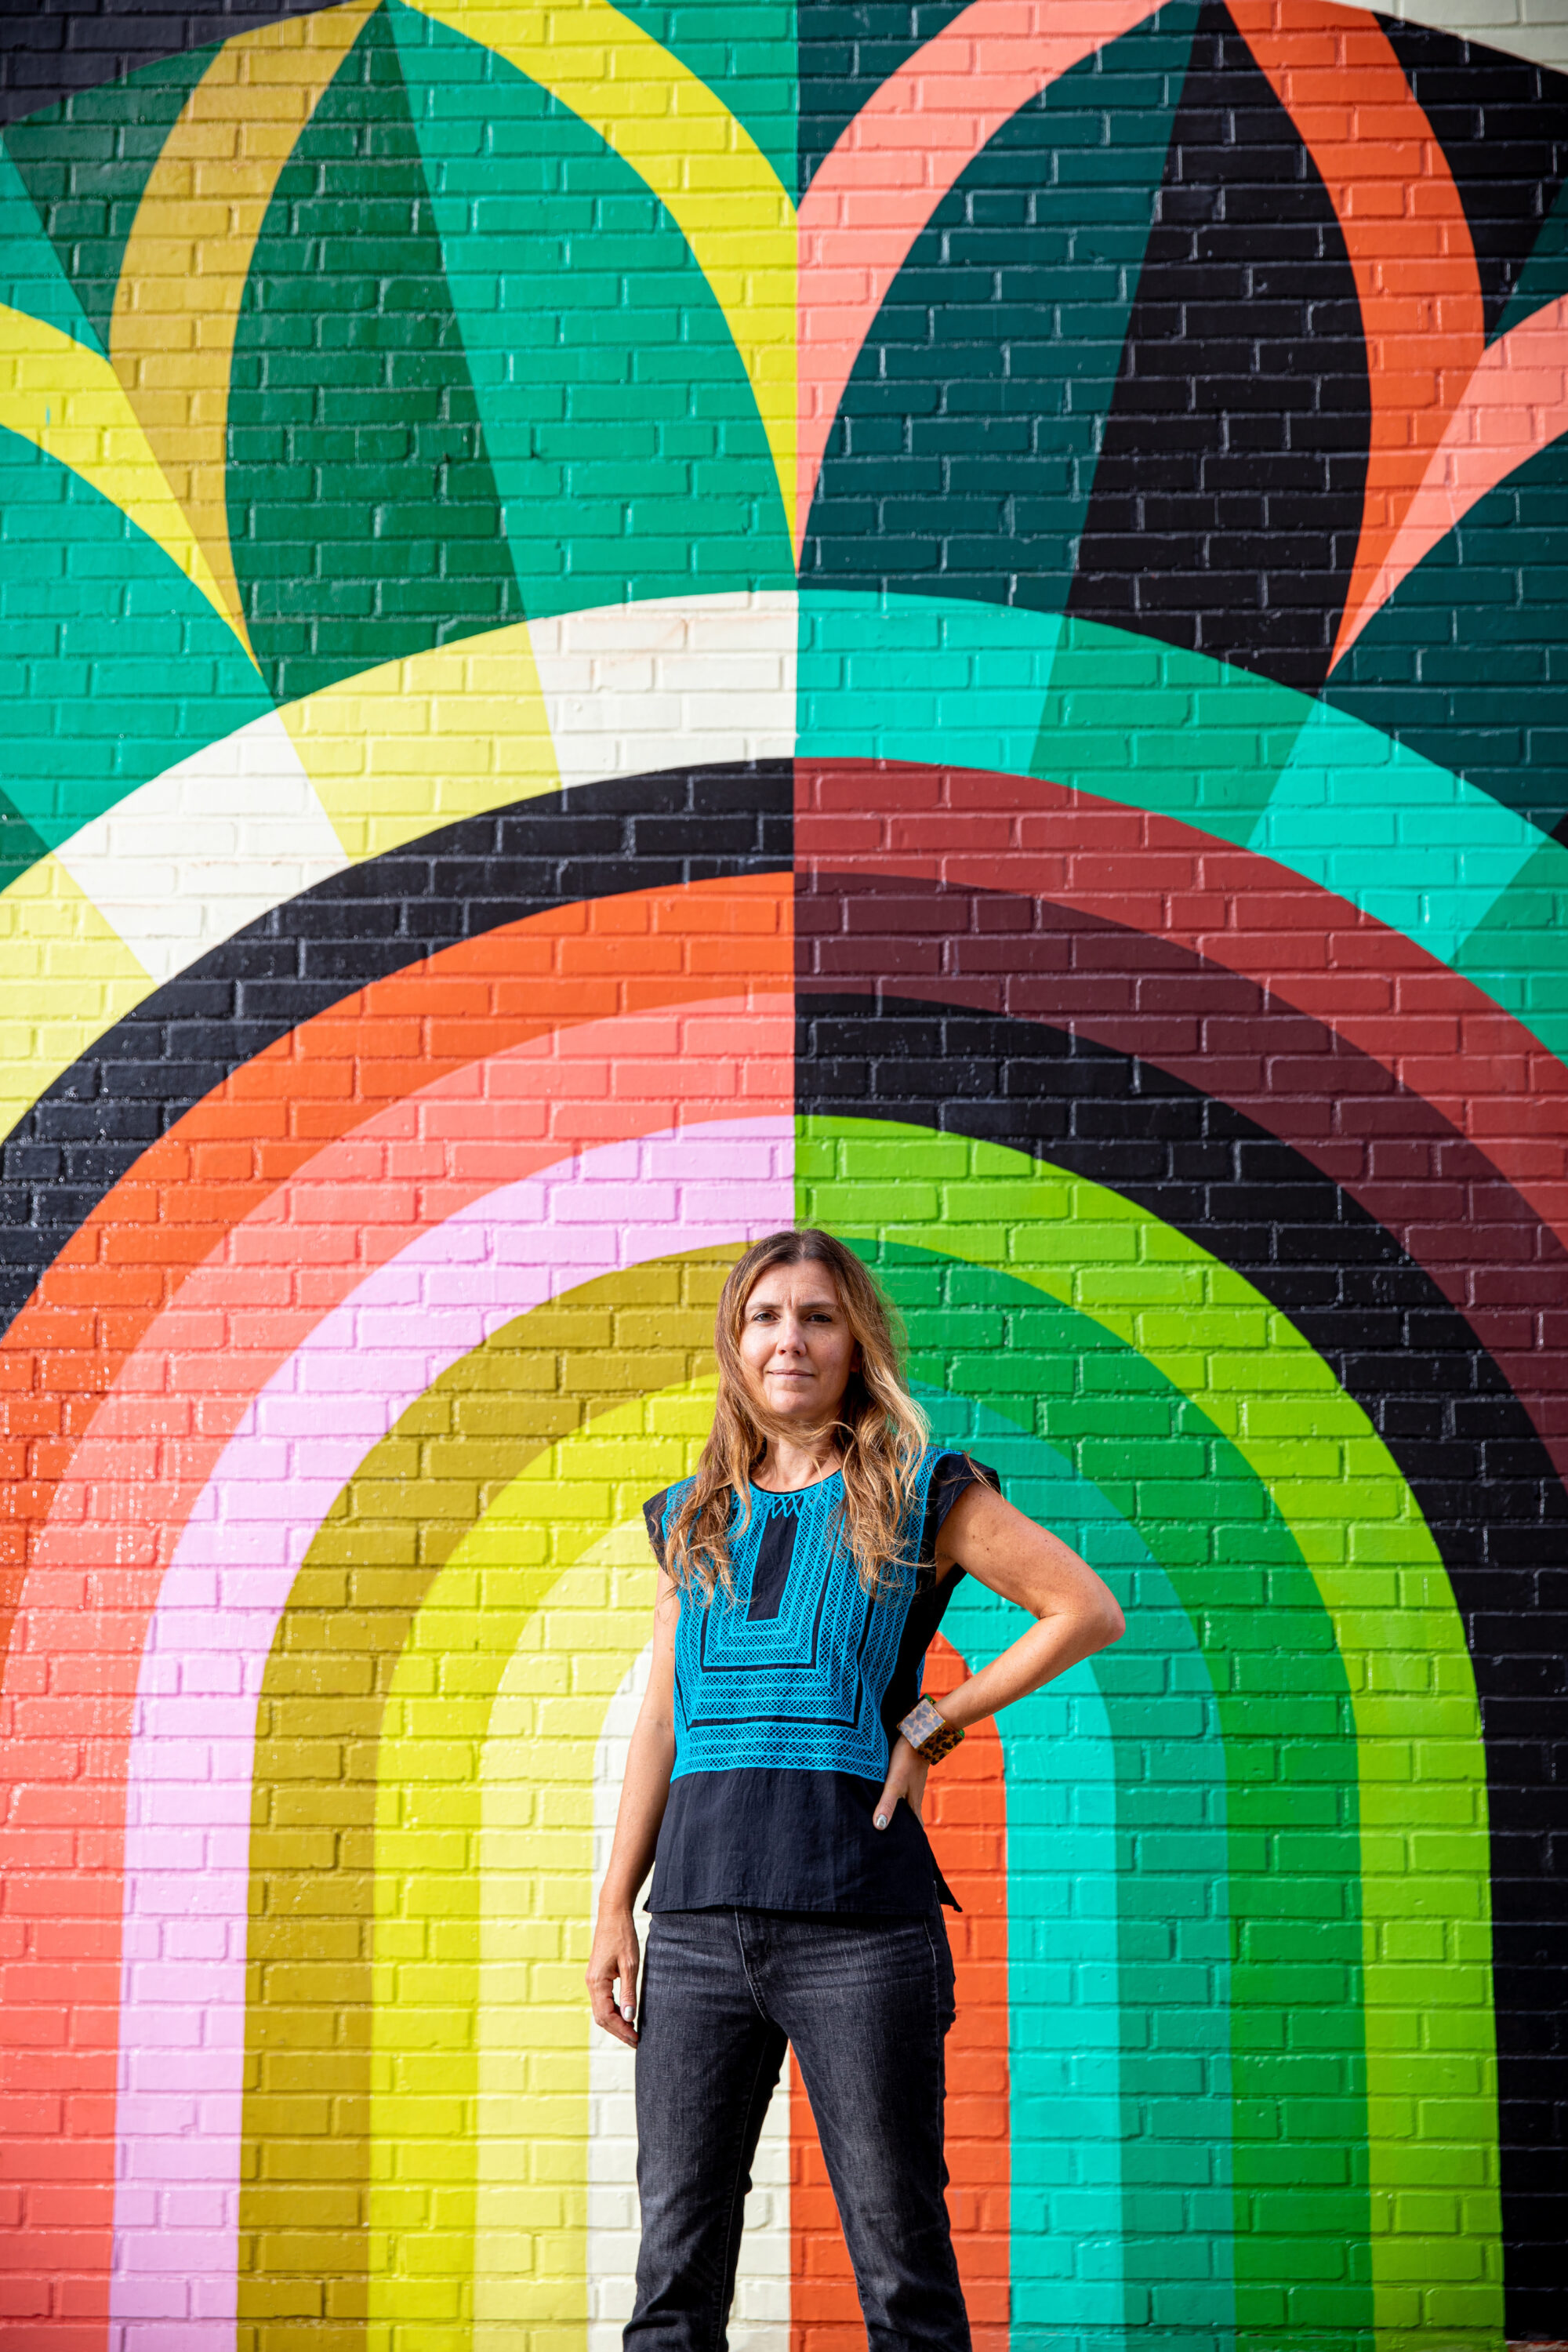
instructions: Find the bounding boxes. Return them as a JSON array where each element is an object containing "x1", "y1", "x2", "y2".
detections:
[
  {"x1": 920, "y1": 1380, "x2": 1238, "y2": 2339},
  {"x1": 228, "y1": 5, "x2": 525, "y2": 707},
  {"x1": 388, "y1": 0, "x2": 793, "y2": 621},
  {"x1": 0, "y1": 138, "x2": 111, "y2": 353},
  {"x1": 1, "y1": 46, "x2": 214, "y2": 353},
  {"x1": 800, "y1": 1119, "x2": 1504, "y2": 2351},
  {"x1": 869, "y1": 1238, "x2": 1368, "y2": 2347}
]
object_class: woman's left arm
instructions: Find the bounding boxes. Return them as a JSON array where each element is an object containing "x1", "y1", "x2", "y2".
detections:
[{"x1": 873, "y1": 1483, "x2": 1125, "y2": 1831}]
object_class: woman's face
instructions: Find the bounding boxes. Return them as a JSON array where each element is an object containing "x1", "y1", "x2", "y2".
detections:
[{"x1": 737, "y1": 1261, "x2": 858, "y2": 1428}]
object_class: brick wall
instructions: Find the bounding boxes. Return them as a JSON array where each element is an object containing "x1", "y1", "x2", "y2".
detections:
[{"x1": 0, "y1": 2, "x2": 1564, "y2": 2346}]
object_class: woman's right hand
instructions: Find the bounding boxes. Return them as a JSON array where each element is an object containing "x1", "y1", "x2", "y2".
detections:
[{"x1": 586, "y1": 1905, "x2": 642, "y2": 2048}]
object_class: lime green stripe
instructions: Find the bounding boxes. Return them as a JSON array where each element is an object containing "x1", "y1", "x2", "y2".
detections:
[{"x1": 799, "y1": 1117, "x2": 1503, "y2": 2350}]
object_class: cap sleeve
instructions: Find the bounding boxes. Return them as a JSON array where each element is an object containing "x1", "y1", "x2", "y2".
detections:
[
  {"x1": 642, "y1": 1488, "x2": 672, "y2": 1569},
  {"x1": 918, "y1": 1450, "x2": 1000, "y2": 1567}
]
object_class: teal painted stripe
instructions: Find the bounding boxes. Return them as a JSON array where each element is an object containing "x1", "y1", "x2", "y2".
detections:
[
  {"x1": 1454, "y1": 829, "x2": 1568, "y2": 1070},
  {"x1": 804, "y1": 1, "x2": 1200, "y2": 615},
  {"x1": 800, "y1": 593, "x2": 1305, "y2": 844},
  {"x1": 0, "y1": 140, "x2": 107, "y2": 352},
  {"x1": 1030, "y1": 615, "x2": 1307, "y2": 847},
  {"x1": 2, "y1": 45, "x2": 215, "y2": 355},
  {"x1": 799, "y1": 589, "x2": 1063, "y2": 777},
  {"x1": 800, "y1": 590, "x2": 1555, "y2": 1010},
  {"x1": 831, "y1": 1212, "x2": 1374, "y2": 2347},
  {"x1": 1494, "y1": 167, "x2": 1568, "y2": 343},
  {"x1": 1250, "y1": 698, "x2": 1546, "y2": 964},
  {"x1": 0, "y1": 427, "x2": 273, "y2": 848},
  {"x1": 609, "y1": 0, "x2": 796, "y2": 198},
  {"x1": 930, "y1": 1394, "x2": 1237, "y2": 2343}
]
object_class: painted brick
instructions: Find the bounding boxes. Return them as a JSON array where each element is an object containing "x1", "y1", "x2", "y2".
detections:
[{"x1": 0, "y1": 2, "x2": 1564, "y2": 2343}]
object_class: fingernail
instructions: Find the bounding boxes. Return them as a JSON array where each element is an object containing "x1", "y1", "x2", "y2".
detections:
[
  {"x1": 622, "y1": 2004, "x2": 634, "y2": 2020},
  {"x1": 874, "y1": 1813, "x2": 887, "y2": 1830}
]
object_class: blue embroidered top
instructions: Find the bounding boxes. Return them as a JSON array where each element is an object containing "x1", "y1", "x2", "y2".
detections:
[{"x1": 641, "y1": 1446, "x2": 997, "y2": 1915}]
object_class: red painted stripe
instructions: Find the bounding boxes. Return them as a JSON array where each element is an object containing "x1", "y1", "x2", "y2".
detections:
[
  {"x1": 797, "y1": 759, "x2": 1568, "y2": 1483},
  {"x1": 790, "y1": 1635, "x2": 1010, "y2": 2352}
]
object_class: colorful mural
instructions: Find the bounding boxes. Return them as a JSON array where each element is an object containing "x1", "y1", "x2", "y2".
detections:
[{"x1": 1, "y1": 0, "x2": 1566, "y2": 2343}]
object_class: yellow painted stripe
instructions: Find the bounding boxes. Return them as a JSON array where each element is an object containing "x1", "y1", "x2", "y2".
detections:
[
  {"x1": 108, "y1": 0, "x2": 378, "y2": 656},
  {"x1": 407, "y1": 0, "x2": 797, "y2": 540},
  {"x1": 278, "y1": 619, "x2": 561, "y2": 861},
  {"x1": 474, "y1": 1518, "x2": 655, "y2": 2336},
  {"x1": 371, "y1": 1382, "x2": 710, "y2": 2341},
  {"x1": 0, "y1": 306, "x2": 245, "y2": 644},
  {"x1": 0, "y1": 856, "x2": 152, "y2": 1148}
]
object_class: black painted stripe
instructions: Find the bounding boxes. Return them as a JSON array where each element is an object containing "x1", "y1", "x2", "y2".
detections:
[
  {"x1": 0, "y1": 0, "x2": 345, "y2": 125},
  {"x1": 0, "y1": 762, "x2": 793, "y2": 1334},
  {"x1": 797, "y1": 983, "x2": 1568, "y2": 2313}
]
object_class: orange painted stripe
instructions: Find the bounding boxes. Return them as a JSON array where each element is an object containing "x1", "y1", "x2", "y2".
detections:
[
  {"x1": 1225, "y1": 0, "x2": 1485, "y2": 666},
  {"x1": 789, "y1": 1634, "x2": 1010, "y2": 2352},
  {"x1": 1335, "y1": 289, "x2": 1568, "y2": 661},
  {"x1": 0, "y1": 877, "x2": 793, "y2": 1676},
  {"x1": 0, "y1": 987, "x2": 793, "y2": 2327}
]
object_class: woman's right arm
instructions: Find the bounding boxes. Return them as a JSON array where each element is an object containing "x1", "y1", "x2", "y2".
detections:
[{"x1": 585, "y1": 1567, "x2": 680, "y2": 2049}]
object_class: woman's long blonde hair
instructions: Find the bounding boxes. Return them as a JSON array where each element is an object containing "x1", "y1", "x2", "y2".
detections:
[{"x1": 664, "y1": 1230, "x2": 929, "y2": 1599}]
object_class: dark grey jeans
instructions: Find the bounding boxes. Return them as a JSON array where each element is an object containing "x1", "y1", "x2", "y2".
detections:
[{"x1": 626, "y1": 1907, "x2": 969, "y2": 2352}]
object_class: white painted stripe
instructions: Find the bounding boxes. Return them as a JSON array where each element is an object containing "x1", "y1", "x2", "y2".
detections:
[
  {"x1": 49, "y1": 589, "x2": 799, "y2": 996},
  {"x1": 531, "y1": 590, "x2": 798, "y2": 793},
  {"x1": 589, "y1": 1643, "x2": 789, "y2": 2352},
  {"x1": 1364, "y1": 0, "x2": 1568, "y2": 69},
  {"x1": 53, "y1": 709, "x2": 350, "y2": 985}
]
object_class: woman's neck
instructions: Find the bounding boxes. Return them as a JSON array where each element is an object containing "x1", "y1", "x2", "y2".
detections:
[{"x1": 753, "y1": 1431, "x2": 843, "y2": 1494}]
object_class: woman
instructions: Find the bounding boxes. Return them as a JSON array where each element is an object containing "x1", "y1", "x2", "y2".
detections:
[{"x1": 586, "y1": 1229, "x2": 1125, "y2": 2352}]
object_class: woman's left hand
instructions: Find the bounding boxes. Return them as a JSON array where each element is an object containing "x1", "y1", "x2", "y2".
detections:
[{"x1": 873, "y1": 1736, "x2": 931, "y2": 1831}]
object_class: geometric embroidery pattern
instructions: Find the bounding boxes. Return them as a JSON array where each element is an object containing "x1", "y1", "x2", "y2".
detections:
[{"x1": 660, "y1": 1453, "x2": 945, "y2": 1780}]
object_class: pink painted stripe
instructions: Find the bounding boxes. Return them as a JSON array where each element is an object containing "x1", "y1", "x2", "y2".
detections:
[
  {"x1": 795, "y1": 0, "x2": 1159, "y2": 546},
  {"x1": 1334, "y1": 291, "x2": 1568, "y2": 664},
  {"x1": 109, "y1": 1118, "x2": 795, "y2": 2344}
]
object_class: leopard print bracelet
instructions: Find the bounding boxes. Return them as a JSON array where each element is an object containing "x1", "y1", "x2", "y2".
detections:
[{"x1": 897, "y1": 1697, "x2": 966, "y2": 1764}]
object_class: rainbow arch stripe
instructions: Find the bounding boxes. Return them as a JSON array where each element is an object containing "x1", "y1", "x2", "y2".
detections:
[
  {"x1": 3, "y1": 0, "x2": 1568, "y2": 2329},
  {"x1": 1, "y1": 823, "x2": 1540, "y2": 2347}
]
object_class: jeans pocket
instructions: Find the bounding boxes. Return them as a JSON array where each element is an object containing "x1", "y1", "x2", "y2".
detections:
[{"x1": 923, "y1": 1909, "x2": 957, "y2": 2030}]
